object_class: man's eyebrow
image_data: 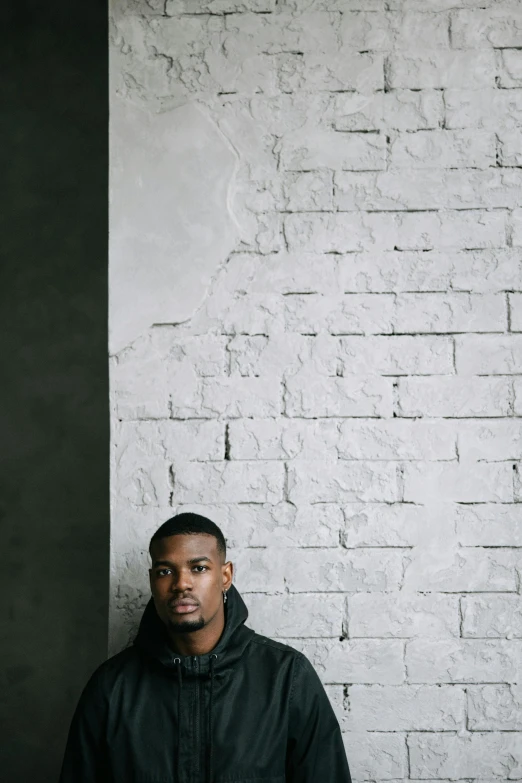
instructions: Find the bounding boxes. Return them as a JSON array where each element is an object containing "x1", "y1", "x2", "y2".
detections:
[{"x1": 152, "y1": 556, "x2": 213, "y2": 567}]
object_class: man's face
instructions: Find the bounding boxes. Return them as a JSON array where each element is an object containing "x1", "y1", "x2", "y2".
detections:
[{"x1": 149, "y1": 533, "x2": 232, "y2": 635}]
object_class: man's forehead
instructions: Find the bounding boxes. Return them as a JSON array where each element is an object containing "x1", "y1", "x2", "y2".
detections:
[{"x1": 150, "y1": 532, "x2": 219, "y2": 557}]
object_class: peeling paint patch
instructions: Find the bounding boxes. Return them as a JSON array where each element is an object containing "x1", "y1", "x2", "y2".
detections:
[{"x1": 109, "y1": 97, "x2": 242, "y2": 354}]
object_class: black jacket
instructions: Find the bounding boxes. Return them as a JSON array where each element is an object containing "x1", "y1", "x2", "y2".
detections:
[{"x1": 59, "y1": 583, "x2": 352, "y2": 783}]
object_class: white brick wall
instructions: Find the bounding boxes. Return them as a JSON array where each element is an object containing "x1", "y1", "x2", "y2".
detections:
[{"x1": 110, "y1": 1, "x2": 522, "y2": 779}]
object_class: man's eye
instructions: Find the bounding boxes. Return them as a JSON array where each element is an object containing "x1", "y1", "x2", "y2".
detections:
[
  {"x1": 193, "y1": 565, "x2": 207, "y2": 572},
  {"x1": 157, "y1": 569, "x2": 171, "y2": 577}
]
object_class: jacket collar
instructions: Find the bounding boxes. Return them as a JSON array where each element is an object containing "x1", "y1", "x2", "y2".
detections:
[{"x1": 132, "y1": 583, "x2": 255, "y2": 674}]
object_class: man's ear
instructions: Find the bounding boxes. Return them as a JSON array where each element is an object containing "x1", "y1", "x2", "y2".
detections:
[
  {"x1": 223, "y1": 560, "x2": 233, "y2": 591},
  {"x1": 148, "y1": 567, "x2": 153, "y2": 593}
]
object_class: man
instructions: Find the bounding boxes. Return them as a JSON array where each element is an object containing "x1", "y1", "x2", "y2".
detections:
[{"x1": 59, "y1": 512, "x2": 352, "y2": 782}]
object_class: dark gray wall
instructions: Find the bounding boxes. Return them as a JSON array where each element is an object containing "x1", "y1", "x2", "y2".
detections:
[{"x1": 0, "y1": 2, "x2": 108, "y2": 780}]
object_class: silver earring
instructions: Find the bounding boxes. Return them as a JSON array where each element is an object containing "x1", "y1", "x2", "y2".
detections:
[{"x1": 223, "y1": 590, "x2": 228, "y2": 604}]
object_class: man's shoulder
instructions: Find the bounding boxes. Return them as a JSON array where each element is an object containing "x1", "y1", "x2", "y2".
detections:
[
  {"x1": 247, "y1": 631, "x2": 308, "y2": 666},
  {"x1": 81, "y1": 645, "x2": 140, "y2": 693}
]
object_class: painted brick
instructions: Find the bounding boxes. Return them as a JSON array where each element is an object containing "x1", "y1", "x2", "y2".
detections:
[
  {"x1": 198, "y1": 293, "x2": 284, "y2": 336},
  {"x1": 388, "y1": 11, "x2": 450, "y2": 50},
  {"x1": 389, "y1": 130, "x2": 495, "y2": 169},
  {"x1": 279, "y1": 51, "x2": 384, "y2": 93},
  {"x1": 332, "y1": 89, "x2": 444, "y2": 132},
  {"x1": 515, "y1": 377, "x2": 522, "y2": 415},
  {"x1": 227, "y1": 335, "x2": 312, "y2": 377},
  {"x1": 451, "y1": 8, "x2": 522, "y2": 49},
  {"x1": 498, "y1": 48, "x2": 522, "y2": 88},
  {"x1": 455, "y1": 504, "x2": 522, "y2": 547},
  {"x1": 283, "y1": 212, "x2": 395, "y2": 253},
  {"x1": 461, "y1": 595, "x2": 522, "y2": 639},
  {"x1": 278, "y1": 128, "x2": 387, "y2": 171},
  {"x1": 338, "y1": 10, "x2": 449, "y2": 52},
  {"x1": 349, "y1": 593, "x2": 460, "y2": 638},
  {"x1": 402, "y1": 461, "x2": 514, "y2": 503},
  {"x1": 287, "y1": 460, "x2": 400, "y2": 503},
  {"x1": 498, "y1": 129, "x2": 522, "y2": 167},
  {"x1": 456, "y1": 420, "x2": 522, "y2": 462},
  {"x1": 283, "y1": 637, "x2": 405, "y2": 684},
  {"x1": 389, "y1": 0, "x2": 499, "y2": 7},
  {"x1": 245, "y1": 593, "x2": 344, "y2": 637},
  {"x1": 445, "y1": 88, "x2": 522, "y2": 130},
  {"x1": 111, "y1": 340, "x2": 170, "y2": 420},
  {"x1": 282, "y1": 171, "x2": 333, "y2": 211},
  {"x1": 265, "y1": 289, "x2": 500, "y2": 338},
  {"x1": 288, "y1": 0, "x2": 383, "y2": 8},
  {"x1": 228, "y1": 251, "x2": 340, "y2": 295},
  {"x1": 348, "y1": 684, "x2": 465, "y2": 730},
  {"x1": 199, "y1": 377, "x2": 282, "y2": 418},
  {"x1": 342, "y1": 502, "x2": 424, "y2": 548},
  {"x1": 171, "y1": 461, "x2": 285, "y2": 504},
  {"x1": 285, "y1": 210, "x2": 507, "y2": 253},
  {"x1": 455, "y1": 335, "x2": 522, "y2": 374},
  {"x1": 228, "y1": 418, "x2": 339, "y2": 460},
  {"x1": 230, "y1": 547, "x2": 286, "y2": 592},
  {"x1": 222, "y1": 11, "x2": 339, "y2": 55},
  {"x1": 282, "y1": 293, "x2": 395, "y2": 334},
  {"x1": 387, "y1": 50, "x2": 495, "y2": 89},
  {"x1": 343, "y1": 731, "x2": 407, "y2": 780},
  {"x1": 509, "y1": 293, "x2": 522, "y2": 331},
  {"x1": 393, "y1": 293, "x2": 505, "y2": 333},
  {"x1": 335, "y1": 169, "x2": 522, "y2": 211},
  {"x1": 383, "y1": 88, "x2": 444, "y2": 129},
  {"x1": 227, "y1": 417, "x2": 455, "y2": 461},
  {"x1": 285, "y1": 547, "x2": 405, "y2": 592},
  {"x1": 403, "y1": 546, "x2": 518, "y2": 592},
  {"x1": 408, "y1": 731, "x2": 522, "y2": 779},
  {"x1": 397, "y1": 376, "x2": 513, "y2": 417},
  {"x1": 393, "y1": 209, "x2": 507, "y2": 251},
  {"x1": 468, "y1": 684, "x2": 522, "y2": 730},
  {"x1": 338, "y1": 249, "x2": 522, "y2": 293},
  {"x1": 513, "y1": 207, "x2": 522, "y2": 247},
  {"x1": 285, "y1": 374, "x2": 393, "y2": 417},
  {"x1": 337, "y1": 419, "x2": 456, "y2": 461},
  {"x1": 338, "y1": 335, "x2": 454, "y2": 375},
  {"x1": 406, "y1": 639, "x2": 522, "y2": 683},
  {"x1": 167, "y1": 335, "x2": 229, "y2": 376}
]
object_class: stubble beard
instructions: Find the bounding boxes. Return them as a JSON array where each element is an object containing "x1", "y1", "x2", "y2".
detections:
[{"x1": 167, "y1": 616, "x2": 206, "y2": 634}]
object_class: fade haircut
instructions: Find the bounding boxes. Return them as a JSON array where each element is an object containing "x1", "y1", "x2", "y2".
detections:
[{"x1": 149, "y1": 512, "x2": 227, "y2": 562}]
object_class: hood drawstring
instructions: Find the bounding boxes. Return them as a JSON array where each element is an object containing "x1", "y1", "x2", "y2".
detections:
[
  {"x1": 174, "y1": 653, "x2": 218, "y2": 783},
  {"x1": 174, "y1": 658, "x2": 182, "y2": 783},
  {"x1": 208, "y1": 653, "x2": 217, "y2": 783}
]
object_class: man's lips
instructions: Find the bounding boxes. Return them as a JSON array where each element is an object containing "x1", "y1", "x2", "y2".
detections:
[{"x1": 168, "y1": 599, "x2": 199, "y2": 615}]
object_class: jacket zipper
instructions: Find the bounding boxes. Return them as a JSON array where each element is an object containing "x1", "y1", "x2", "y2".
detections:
[{"x1": 193, "y1": 656, "x2": 200, "y2": 783}]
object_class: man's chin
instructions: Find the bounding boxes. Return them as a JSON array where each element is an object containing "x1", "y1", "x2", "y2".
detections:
[{"x1": 167, "y1": 617, "x2": 205, "y2": 634}]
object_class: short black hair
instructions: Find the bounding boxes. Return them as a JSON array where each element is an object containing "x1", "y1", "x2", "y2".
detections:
[{"x1": 149, "y1": 512, "x2": 227, "y2": 562}]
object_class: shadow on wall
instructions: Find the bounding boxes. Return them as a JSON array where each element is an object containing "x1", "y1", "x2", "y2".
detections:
[{"x1": 0, "y1": 1, "x2": 108, "y2": 781}]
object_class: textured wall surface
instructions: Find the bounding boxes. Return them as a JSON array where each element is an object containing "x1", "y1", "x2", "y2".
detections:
[{"x1": 110, "y1": 1, "x2": 522, "y2": 780}]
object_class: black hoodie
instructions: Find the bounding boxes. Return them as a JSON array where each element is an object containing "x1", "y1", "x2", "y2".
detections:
[{"x1": 59, "y1": 583, "x2": 352, "y2": 783}]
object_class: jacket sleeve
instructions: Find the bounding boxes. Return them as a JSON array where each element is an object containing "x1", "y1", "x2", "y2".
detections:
[
  {"x1": 58, "y1": 666, "x2": 110, "y2": 783},
  {"x1": 286, "y1": 654, "x2": 352, "y2": 783}
]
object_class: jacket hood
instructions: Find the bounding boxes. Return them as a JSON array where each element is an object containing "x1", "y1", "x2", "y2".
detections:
[
  {"x1": 61, "y1": 581, "x2": 353, "y2": 783},
  {"x1": 133, "y1": 582, "x2": 255, "y2": 675}
]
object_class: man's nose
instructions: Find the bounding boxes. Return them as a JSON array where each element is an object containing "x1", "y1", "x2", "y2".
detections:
[{"x1": 170, "y1": 569, "x2": 193, "y2": 592}]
